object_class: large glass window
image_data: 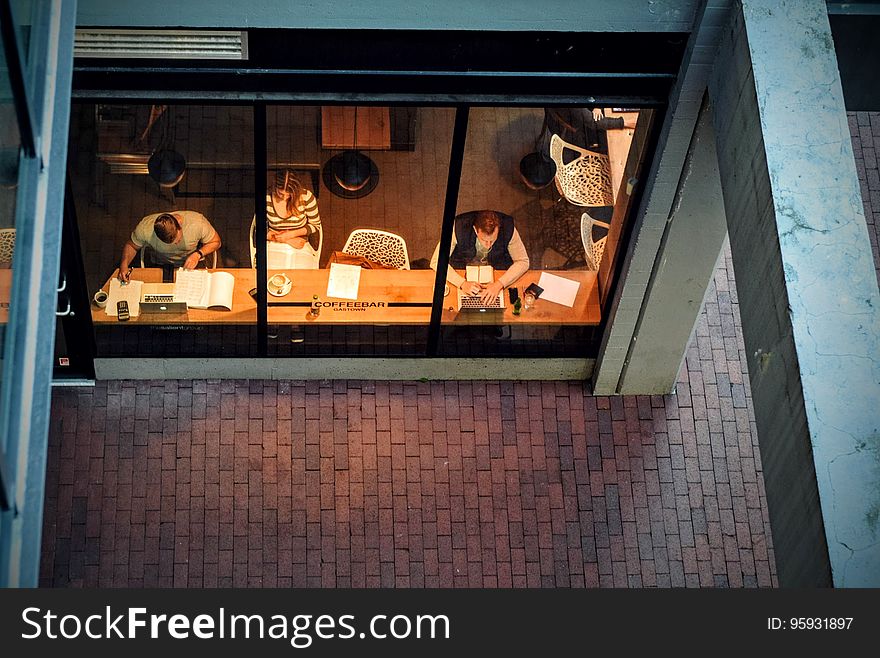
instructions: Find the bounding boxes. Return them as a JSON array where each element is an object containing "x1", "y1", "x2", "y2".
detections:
[
  {"x1": 70, "y1": 103, "x2": 257, "y2": 357},
  {"x1": 264, "y1": 104, "x2": 453, "y2": 356},
  {"x1": 66, "y1": 100, "x2": 654, "y2": 361},
  {"x1": 1, "y1": 35, "x2": 22, "y2": 402},
  {"x1": 437, "y1": 106, "x2": 647, "y2": 357}
]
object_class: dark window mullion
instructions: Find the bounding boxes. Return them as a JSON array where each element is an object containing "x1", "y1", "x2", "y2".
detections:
[
  {"x1": 0, "y1": 0, "x2": 36, "y2": 156},
  {"x1": 254, "y1": 103, "x2": 268, "y2": 356},
  {"x1": 56, "y1": 174, "x2": 96, "y2": 378},
  {"x1": 427, "y1": 105, "x2": 469, "y2": 356}
]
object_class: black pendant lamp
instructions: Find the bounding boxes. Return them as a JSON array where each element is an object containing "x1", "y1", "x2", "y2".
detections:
[
  {"x1": 323, "y1": 106, "x2": 379, "y2": 199},
  {"x1": 518, "y1": 109, "x2": 556, "y2": 190},
  {"x1": 145, "y1": 105, "x2": 186, "y2": 189},
  {"x1": 148, "y1": 149, "x2": 186, "y2": 188}
]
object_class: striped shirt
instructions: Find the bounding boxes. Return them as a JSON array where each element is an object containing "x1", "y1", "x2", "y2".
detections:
[{"x1": 266, "y1": 191, "x2": 321, "y2": 236}]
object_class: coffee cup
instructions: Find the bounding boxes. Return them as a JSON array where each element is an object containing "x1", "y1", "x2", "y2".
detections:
[
  {"x1": 268, "y1": 273, "x2": 290, "y2": 294},
  {"x1": 94, "y1": 290, "x2": 108, "y2": 308}
]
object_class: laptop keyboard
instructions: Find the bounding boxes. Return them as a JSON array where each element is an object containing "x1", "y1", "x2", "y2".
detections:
[
  {"x1": 143, "y1": 294, "x2": 175, "y2": 303},
  {"x1": 459, "y1": 293, "x2": 504, "y2": 310}
]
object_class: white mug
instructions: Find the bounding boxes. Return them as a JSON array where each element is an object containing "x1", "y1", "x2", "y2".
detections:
[
  {"x1": 94, "y1": 289, "x2": 108, "y2": 308},
  {"x1": 268, "y1": 273, "x2": 290, "y2": 293}
]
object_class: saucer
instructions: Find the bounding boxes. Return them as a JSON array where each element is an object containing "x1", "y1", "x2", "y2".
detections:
[{"x1": 268, "y1": 281, "x2": 292, "y2": 297}]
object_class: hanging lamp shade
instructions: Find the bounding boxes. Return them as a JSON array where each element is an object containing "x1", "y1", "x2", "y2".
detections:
[
  {"x1": 322, "y1": 106, "x2": 379, "y2": 199},
  {"x1": 148, "y1": 149, "x2": 186, "y2": 188},
  {"x1": 323, "y1": 150, "x2": 379, "y2": 199}
]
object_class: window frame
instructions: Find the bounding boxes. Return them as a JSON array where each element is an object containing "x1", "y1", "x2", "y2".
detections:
[{"x1": 68, "y1": 29, "x2": 679, "y2": 362}]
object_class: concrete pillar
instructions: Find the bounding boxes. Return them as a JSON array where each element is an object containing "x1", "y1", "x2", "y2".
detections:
[
  {"x1": 592, "y1": 0, "x2": 734, "y2": 395},
  {"x1": 616, "y1": 96, "x2": 729, "y2": 393},
  {"x1": 710, "y1": 0, "x2": 880, "y2": 586}
]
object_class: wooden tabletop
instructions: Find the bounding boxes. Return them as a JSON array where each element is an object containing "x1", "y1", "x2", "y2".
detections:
[
  {"x1": 604, "y1": 109, "x2": 639, "y2": 204},
  {"x1": 0, "y1": 268, "x2": 11, "y2": 324},
  {"x1": 321, "y1": 106, "x2": 391, "y2": 150},
  {"x1": 267, "y1": 268, "x2": 434, "y2": 325},
  {"x1": 93, "y1": 267, "x2": 601, "y2": 326},
  {"x1": 93, "y1": 268, "x2": 257, "y2": 325},
  {"x1": 441, "y1": 270, "x2": 600, "y2": 325}
]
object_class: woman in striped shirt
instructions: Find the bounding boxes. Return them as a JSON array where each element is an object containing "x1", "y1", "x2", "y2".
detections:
[{"x1": 266, "y1": 169, "x2": 322, "y2": 253}]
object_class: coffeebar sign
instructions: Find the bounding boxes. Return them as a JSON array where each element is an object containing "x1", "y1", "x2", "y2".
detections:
[{"x1": 316, "y1": 301, "x2": 388, "y2": 312}]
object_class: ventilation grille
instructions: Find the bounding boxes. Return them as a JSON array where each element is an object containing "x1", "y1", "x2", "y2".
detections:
[{"x1": 74, "y1": 29, "x2": 247, "y2": 60}]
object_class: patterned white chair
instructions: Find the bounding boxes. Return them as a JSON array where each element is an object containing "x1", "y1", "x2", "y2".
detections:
[
  {"x1": 342, "y1": 229, "x2": 410, "y2": 270},
  {"x1": 580, "y1": 212, "x2": 611, "y2": 271},
  {"x1": 0, "y1": 228, "x2": 15, "y2": 266},
  {"x1": 549, "y1": 134, "x2": 614, "y2": 207}
]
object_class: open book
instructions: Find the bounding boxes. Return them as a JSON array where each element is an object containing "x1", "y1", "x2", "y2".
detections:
[
  {"x1": 466, "y1": 264, "x2": 493, "y2": 284},
  {"x1": 174, "y1": 269, "x2": 235, "y2": 310}
]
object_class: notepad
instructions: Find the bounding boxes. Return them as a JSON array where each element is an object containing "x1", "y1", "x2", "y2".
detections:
[
  {"x1": 174, "y1": 269, "x2": 235, "y2": 310},
  {"x1": 326, "y1": 263, "x2": 361, "y2": 300},
  {"x1": 537, "y1": 271, "x2": 580, "y2": 307},
  {"x1": 106, "y1": 279, "x2": 143, "y2": 317},
  {"x1": 466, "y1": 264, "x2": 493, "y2": 284}
]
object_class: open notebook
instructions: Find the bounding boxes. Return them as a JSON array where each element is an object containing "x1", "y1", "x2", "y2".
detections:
[{"x1": 174, "y1": 269, "x2": 235, "y2": 310}]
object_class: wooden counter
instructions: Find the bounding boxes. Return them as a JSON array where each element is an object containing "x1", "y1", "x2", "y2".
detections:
[
  {"x1": 604, "y1": 109, "x2": 639, "y2": 204},
  {"x1": 93, "y1": 268, "x2": 257, "y2": 325},
  {"x1": 321, "y1": 106, "x2": 391, "y2": 150},
  {"x1": 0, "y1": 268, "x2": 11, "y2": 324},
  {"x1": 93, "y1": 267, "x2": 601, "y2": 326},
  {"x1": 441, "y1": 270, "x2": 600, "y2": 325},
  {"x1": 267, "y1": 269, "x2": 434, "y2": 325}
]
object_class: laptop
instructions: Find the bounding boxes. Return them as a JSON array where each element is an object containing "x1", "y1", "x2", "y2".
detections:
[
  {"x1": 140, "y1": 283, "x2": 188, "y2": 314},
  {"x1": 456, "y1": 287, "x2": 506, "y2": 312}
]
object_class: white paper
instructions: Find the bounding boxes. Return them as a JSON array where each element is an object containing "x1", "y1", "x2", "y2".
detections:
[
  {"x1": 174, "y1": 269, "x2": 210, "y2": 307},
  {"x1": 537, "y1": 271, "x2": 580, "y2": 308},
  {"x1": 174, "y1": 269, "x2": 235, "y2": 310},
  {"x1": 106, "y1": 279, "x2": 143, "y2": 317},
  {"x1": 206, "y1": 271, "x2": 235, "y2": 310},
  {"x1": 465, "y1": 264, "x2": 493, "y2": 284},
  {"x1": 326, "y1": 263, "x2": 361, "y2": 300}
]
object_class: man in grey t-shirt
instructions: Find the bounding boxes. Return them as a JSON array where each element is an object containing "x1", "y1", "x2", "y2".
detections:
[{"x1": 118, "y1": 210, "x2": 222, "y2": 282}]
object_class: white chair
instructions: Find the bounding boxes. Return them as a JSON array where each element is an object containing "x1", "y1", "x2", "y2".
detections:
[
  {"x1": 0, "y1": 228, "x2": 15, "y2": 266},
  {"x1": 581, "y1": 212, "x2": 611, "y2": 271},
  {"x1": 249, "y1": 216, "x2": 322, "y2": 269},
  {"x1": 342, "y1": 228, "x2": 410, "y2": 270},
  {"x1": 140, "y1": 244, "x2": 217, "y2": 268},
  {"x1": 549, "y1": 134, "x2": 614, "y2": 207}
]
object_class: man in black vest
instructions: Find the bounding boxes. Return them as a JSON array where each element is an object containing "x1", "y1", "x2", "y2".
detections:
[{"x1": 430, "y1": 210, "x2": 530, "y2": 304}]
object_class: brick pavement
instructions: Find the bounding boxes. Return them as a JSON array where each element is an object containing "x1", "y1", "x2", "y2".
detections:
[
  {"x1": 42, "y1": 110, "x2": 879, "y2": 588},
  {"x1": 41, "y1": 373, "x2": 773, "y2": 588},
  {"x1": 40, "y1": 236, "x2": 776, "y2": 588}
]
